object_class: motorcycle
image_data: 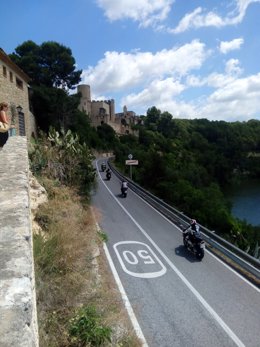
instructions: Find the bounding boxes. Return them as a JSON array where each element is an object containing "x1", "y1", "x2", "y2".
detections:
[
  {"x1": 106, "y1": 171, "x2": 111, "y2": 180},
  {"x1": 121, "y1": 186, "x2": 128, "y2": 198},
  {"x1": 101, "y1": 163, "x2": 106, "y2": 172},
  {"x1": 182, "y1": 230, "x2": 205, "y2": 260}
]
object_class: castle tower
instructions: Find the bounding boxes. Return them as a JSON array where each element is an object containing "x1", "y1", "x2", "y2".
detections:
[
  {"x1": 110, "y1": 99, "x2": 115, "y2": 122},
  {"x1": 77, "y1": 84, "x2": 91, "y2": 115}
]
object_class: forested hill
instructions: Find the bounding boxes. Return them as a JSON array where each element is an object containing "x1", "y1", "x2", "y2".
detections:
[{"x1": 113, "y1": 107, "x2": 260, "y2": 258}]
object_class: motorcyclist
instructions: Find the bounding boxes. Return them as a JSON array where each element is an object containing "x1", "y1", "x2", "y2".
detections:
[
  {"x1": 121, "y1": 180, "x2": 128, "y2": 195},
  {"x1": 106, "y1": 167, "x2": 111, "y2": 179},
  {"x1": 121, "y1": 180, "x2": 128, "y2": 190},
  {"x1": 101, "y1": 162, "x2": 106, "y2": 171},
  {"x1": 183, "y1": 219, "x2": 201, "y2": 243}
]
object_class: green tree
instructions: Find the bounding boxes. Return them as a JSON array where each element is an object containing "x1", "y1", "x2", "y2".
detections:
[
  {"x1": 157, "y1": 112, "x2": 173, "y2": 138},
  {"x1": 10, "y1": 40, "x2": 83, "y2": 133},
  {"x1": 31, "y1": 86, "x2": 82, "y2": 131},
  {"x1": 96, "y1": 123, "x2": 118, "y2": 150},
  {"x1": 145, "y1": 106, "x2": 161, "y2": 130},
  {"x1": 10, "y1": 40, "x2": 81, "y2": 89}
]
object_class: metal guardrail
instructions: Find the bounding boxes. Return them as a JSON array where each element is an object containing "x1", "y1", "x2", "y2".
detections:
[{"x1": 108, "y1": 160, "x2": 260, "y2": 283}]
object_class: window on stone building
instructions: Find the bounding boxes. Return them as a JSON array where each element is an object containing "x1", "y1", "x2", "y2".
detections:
[
  {"x1": 16, "y1": 77, "x2": 23, "y2": 90},
  {"x1": 9, "y1": 71, "x2": 13, "y2": 82},
  {"x1": 99, "y1": 107, "x2": 106, "y2": 115},
  {"x1": 3, "y1": 65, "x2": 7, "y2": 77}
]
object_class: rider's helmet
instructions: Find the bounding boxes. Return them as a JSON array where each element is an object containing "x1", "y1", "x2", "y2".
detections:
[{"x1": 190, "y1": 219, "x2": 199, "y2": 232}]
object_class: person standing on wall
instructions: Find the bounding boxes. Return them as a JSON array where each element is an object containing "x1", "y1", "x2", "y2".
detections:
[{"x1": 0, "y1": 102, "x2": 10, "y2": 148}]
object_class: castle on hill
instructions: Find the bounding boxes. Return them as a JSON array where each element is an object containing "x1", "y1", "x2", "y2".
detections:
[{"x1": 77, "y1": 84, "x2": 141, "y2": 135}]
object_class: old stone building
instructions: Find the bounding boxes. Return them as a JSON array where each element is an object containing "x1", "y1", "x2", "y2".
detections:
[
  {"x1": 0, "y1": 48, "x2": 36, "y2": 139},
  {"x1": 77, "y1": 84, "x2": 140, "y2": 135}
]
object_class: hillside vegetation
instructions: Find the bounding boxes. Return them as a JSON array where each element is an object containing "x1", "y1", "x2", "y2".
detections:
[
  {"x1": 113, "y1": 108, "x2": 260, "y2": 257},
  {"x1": 29, "y1": 130, "x2": 141, "y2": 347}
]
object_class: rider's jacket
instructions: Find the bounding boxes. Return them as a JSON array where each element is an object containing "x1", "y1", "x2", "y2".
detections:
[
  {"x1": 121, "y1": 181, "x2": 128, "y2": 189},
  {"x1": 184, "y1": 224, "x2": 200, "y2": 239}
]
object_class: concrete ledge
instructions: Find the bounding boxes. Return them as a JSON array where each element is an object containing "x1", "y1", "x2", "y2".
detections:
[{"x1": 0, "y1": 137, "x2": 39, "y2": 347}]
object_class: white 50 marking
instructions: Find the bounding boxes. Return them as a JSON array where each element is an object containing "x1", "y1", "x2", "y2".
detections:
[{"x1": 114, "y1": 241, "x2": 167, "y2": 278}]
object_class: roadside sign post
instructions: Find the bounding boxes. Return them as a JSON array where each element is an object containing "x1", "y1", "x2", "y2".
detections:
[
  {"x1": 126, "y1": 155, "x2": 138, "y2": 180},
  {"x1": 128, "y1": 154, "x2": 133, "y2": 179}
]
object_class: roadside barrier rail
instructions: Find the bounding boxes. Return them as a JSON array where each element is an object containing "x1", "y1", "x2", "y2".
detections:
[{"x1": 108, "y1": 160, "x2": 260, "y2": 283}]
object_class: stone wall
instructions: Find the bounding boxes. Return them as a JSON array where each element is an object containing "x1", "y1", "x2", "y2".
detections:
[{"x1": 0, "y1": 137, "x2": 39, "y2": 347}]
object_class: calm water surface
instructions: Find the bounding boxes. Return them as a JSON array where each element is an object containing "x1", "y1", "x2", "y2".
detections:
[{"x1": 228, "y1": 179, "x2": 260, "y2": 226}]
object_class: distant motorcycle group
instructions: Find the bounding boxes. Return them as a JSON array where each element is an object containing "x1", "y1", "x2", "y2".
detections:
[
  {"x1": 101, "y1": 162, "x2": 111, "y2": 180},
  {"x1": 100, "y1": 161, "x2": 128, "y2": 197},
  {"x1": 100, "y1": 162, "x2": 205, "y2": 259}
]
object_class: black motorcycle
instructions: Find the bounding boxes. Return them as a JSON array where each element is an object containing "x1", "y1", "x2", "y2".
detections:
[
  {"x1": 121, "y1": 186, "x2": 128, "y2": 198},
  {"x1": 106, "y1": 171, "x2": 111, "y2": 180},
  {"x1": 101, "y1": 163, "x2": 106, "y2": 172},
  {"x1": 182, "y1": 231, "x2": 205, "y2": 260}
]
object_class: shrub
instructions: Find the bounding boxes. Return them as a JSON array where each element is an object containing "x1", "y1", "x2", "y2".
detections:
[
  {"x1": 29, "y1": 127, "x2": 96, "y2": 193},
  {"x1": 69, "y1": 305, "x2": 112, "y2": 346}
]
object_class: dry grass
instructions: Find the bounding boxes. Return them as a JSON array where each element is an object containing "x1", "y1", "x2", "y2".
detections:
[{"x1": 33, "y1": 177, "x2": 142, "y2": 347}]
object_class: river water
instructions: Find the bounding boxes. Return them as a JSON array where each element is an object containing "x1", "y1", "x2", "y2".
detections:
[{"x1": 227, "y1": 179, "x2": 260, "y2": 226}]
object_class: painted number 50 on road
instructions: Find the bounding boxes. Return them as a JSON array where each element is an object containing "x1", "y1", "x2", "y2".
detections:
[{"x1": 114, "y1": 241, "x2": 167, "y2": 278}]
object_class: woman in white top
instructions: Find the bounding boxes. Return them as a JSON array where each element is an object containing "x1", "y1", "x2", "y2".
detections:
[{"x1": 0, "y1": 102, "x2": 10, "y2": 148}]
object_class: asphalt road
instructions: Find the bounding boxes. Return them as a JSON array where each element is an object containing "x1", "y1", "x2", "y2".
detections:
[{"x1": 91, "y1": 159, "x2": 260, "y2": 347}]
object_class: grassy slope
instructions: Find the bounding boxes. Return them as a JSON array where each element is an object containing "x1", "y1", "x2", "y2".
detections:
[{"x1": 33, "y1": 177, "x2": 141, "y2": 347}]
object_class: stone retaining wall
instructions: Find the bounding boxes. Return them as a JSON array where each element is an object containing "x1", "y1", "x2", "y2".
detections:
[{"x1": 0, "y1": 137, "x2": 39, "y2": 347}]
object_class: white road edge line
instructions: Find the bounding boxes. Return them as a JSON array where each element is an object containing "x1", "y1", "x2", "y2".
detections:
[
  {"x1": 131, "y1": 188, "x2": 260, "y2": 292},
  {"x1": 103, "y1": 236, "x2": 149, "y2": 347},
  {"x1": 96, "y1": 160, "x2": 246, "y2": 347}
]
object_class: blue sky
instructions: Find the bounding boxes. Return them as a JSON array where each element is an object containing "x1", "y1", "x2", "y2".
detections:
[{"x1": 1, "y1": 0, "x2": 260, "y2": 121}]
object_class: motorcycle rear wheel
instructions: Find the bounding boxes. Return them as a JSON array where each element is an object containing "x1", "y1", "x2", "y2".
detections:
[{"x1": 196, "y1": 248, "x2": 204, "y2": 260}]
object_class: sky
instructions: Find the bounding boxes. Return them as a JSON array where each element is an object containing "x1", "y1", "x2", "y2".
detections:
[{"x1": 1, "y1": 0, "x2": 260, "y2": 122}]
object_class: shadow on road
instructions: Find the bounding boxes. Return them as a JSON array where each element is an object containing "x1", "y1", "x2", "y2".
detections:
[
  {"x1": 116, "y1": 193, "x2": 126, "y2": 199},
  {"x1": 174, "y1": 245, "x2": 201, "y2": 263}
]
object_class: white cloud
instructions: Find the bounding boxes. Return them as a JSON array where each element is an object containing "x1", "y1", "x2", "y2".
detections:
[
  {"x1": 186, "y1": 73, "x2": 236, "y2": 89},
  {"x1": 81, "y1": 38, "x2": 260, "y2": 121},
  {"x1": 120, "y1": 72, "x2": 260, "y2": 121},
  {"x1": 121, "y1": 77, "x2": 185, "y2": 109},
  {"x1": 95, "y1": 0, "x2": 174, "y2": 27},
  {"x1": 225, "y1": 59, "x2": 243, "y2": 75},
  {"x1": 95, "y1": 0, "x2": 260, "y2": 32},
  {"x1": 169, "y1": 7, "x2": 224, "y2": 34},
  {"x1": 169, "y1": 0, "x2": 260, "y2": 33},
  {"x1": 219, "y1": 38, "x2": 244, "y2": 54},
  {"x1": 81, "y1": 40, "x2": 208, "y2": 94},
  {"x1": 195, "y1": 73, "x2": 260, "y2": 120},
  {"x1": 120, "y1": 77, "x2": 196, "y2": 118}
]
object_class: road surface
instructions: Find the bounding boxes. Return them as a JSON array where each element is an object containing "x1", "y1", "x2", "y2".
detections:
[{"x1": 91, "y1": 159, "x2": 260, "y2": 347}]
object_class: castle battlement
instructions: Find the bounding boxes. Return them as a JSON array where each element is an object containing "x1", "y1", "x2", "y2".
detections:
[{"x1": 77, "y1": 84, "x2": 139, "y2": 136}]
